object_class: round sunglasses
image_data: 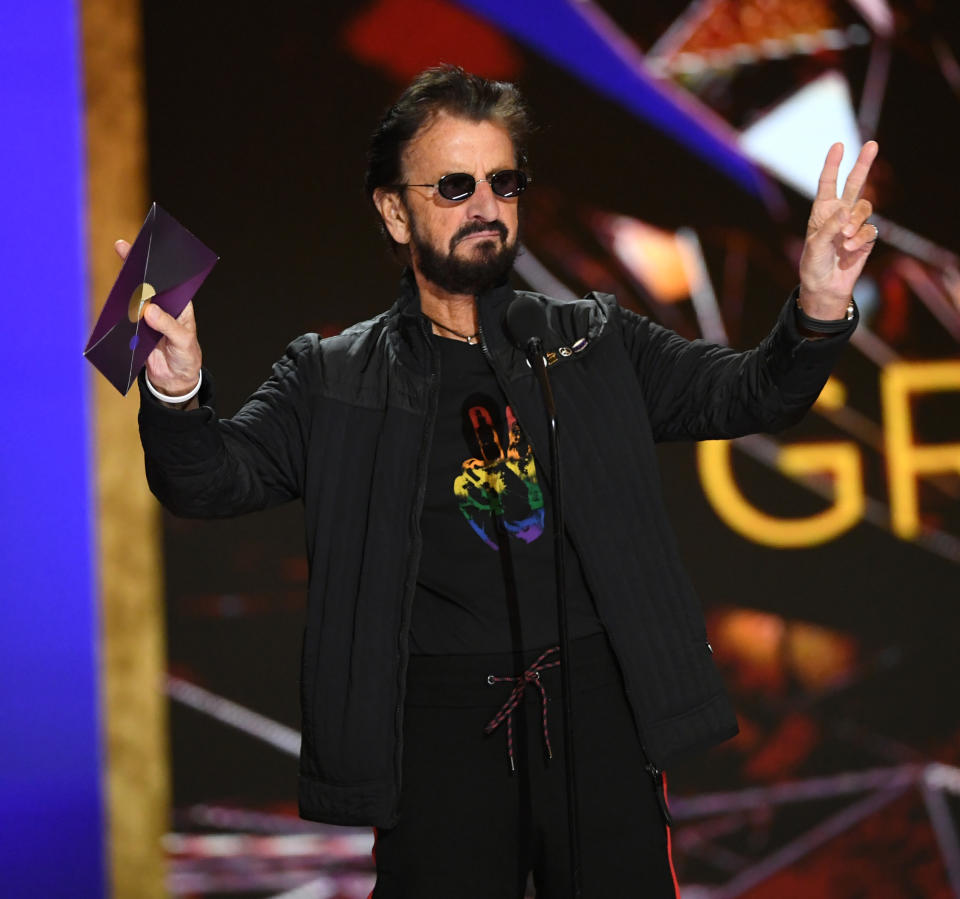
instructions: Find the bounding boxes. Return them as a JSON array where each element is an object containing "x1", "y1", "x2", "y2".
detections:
[{"x1": 397, "y1": 169, "x2": 530, "y2": 202}]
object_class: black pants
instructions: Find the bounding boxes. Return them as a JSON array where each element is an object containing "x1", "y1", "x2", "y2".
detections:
[{"x1": 371, "y1": 632, "x2": 680, "y2": 898}]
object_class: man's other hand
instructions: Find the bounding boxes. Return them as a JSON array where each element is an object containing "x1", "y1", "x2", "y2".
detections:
[{"x1": 798, "y1": 140, "x2": 879, "y2": 320}]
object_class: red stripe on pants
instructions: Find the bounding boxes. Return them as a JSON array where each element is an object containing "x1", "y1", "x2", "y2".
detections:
[{"x1": 663, "y1": 773, "x2": 681, "y2": 898}]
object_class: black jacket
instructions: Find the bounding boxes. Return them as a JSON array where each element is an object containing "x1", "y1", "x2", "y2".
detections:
[{"x1": 139, "y1": 273, "x2": 855, "y2": 827}]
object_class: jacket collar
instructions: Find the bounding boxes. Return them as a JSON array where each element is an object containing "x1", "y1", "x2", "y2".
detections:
[{"x1": 391, "y1": 266, "x2": 517, "y2": 356}]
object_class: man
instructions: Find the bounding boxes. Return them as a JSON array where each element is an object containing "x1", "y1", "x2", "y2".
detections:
[{"x1": 128, "y1": 66, "x2": 878, "y2": 897}]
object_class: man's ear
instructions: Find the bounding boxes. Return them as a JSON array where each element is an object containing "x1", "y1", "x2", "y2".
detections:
[{"x1": 373, "y1": 188, "x2": 411, "y2": 246}]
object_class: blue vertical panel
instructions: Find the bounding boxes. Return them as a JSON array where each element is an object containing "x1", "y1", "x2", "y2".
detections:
[{"x1": 0, "y1": 2, "x2": 105, "y2": 897}]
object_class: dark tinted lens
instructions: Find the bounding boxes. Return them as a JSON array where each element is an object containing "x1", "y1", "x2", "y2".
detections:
[
  {"x1": 436, "y1": 173, "x2": 477, "y2": 201},
  {"x1": 490, "y1": 170, "x2": 527, "y2": 197}
]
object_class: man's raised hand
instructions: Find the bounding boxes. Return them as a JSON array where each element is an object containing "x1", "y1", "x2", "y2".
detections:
[
  {"x1": 798, "y1": 141, "x2": 879, "y2": 320},
  {"x1": 114, "y1": 239, "x2": 203, "y2": 398}
]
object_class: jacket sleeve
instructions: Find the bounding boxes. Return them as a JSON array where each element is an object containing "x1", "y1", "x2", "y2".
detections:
[
  {"x1": 137, "y1": 334, "x2": 319, "y2": 517},
  {"x1": 617, "y1": 289, "x2": 857, "y2": 442}
]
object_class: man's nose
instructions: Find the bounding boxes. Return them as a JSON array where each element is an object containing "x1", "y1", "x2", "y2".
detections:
[{"x1": 463, "y1": 179, "x2": 500, "y2": 219}]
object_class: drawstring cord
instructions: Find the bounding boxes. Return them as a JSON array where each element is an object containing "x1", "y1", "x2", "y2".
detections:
[{"x1": 484, "y1": 646, "x2": 560, "y2": 773}]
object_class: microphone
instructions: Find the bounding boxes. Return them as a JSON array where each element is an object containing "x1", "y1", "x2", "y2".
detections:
[
  {"x1": 506, "y1": 295, "x2": 554, "y2": 416},
  {"x1": 506, "y1": 295, "x2": 548, "y2": 359},
  {"x1": 504, "y1": 294, "x2": 581, "y2": 897}
]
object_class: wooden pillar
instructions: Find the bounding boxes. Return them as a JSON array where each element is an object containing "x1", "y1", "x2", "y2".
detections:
[{"x1": 81, "y1": 1, "x2": 171, "y2": 896}]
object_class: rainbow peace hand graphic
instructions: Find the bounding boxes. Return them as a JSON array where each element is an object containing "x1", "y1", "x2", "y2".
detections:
[{"x1": 454, "y1": 404, "x2": 545, "y2": 550}]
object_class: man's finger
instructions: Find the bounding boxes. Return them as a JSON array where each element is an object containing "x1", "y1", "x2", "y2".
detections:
[
  {"x1": 841, "y1": 198, "x2": 873, "y2": 239},
  {"x1": 114, "y1": 239, "x2": 131, "y2": 261},
  {"x1": 809, "y1": 204, "x2": 850, "y2": 251},
  {"x1": 175, "y1": 300, "x2": 197, "y2": 327},
  {"x1": 843, "y1": 222, "x2": 879, "y2": 253},
  {"x1": 840, "y1": 140, "x2": 879, "y2": 204},
  {"x1": 143, "y1": 302, "x2": 190, "y2": 345},
  {"x1": 815, "y1": 143, "x2": 844, "y2": 201}
]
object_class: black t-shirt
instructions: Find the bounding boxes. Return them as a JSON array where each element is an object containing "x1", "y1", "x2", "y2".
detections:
[{"x1": 410, "y1": 334, "x2": 602, "y2": 655}]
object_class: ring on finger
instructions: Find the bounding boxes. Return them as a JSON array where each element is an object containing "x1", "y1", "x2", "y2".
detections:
[{"x1": 868, "y1": 222, "x2": 879, "y2": 243}]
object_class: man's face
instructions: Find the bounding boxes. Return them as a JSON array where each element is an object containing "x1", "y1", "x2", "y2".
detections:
[{"x1": 386, "y1": 113, "x2": 521, "y2": 295}]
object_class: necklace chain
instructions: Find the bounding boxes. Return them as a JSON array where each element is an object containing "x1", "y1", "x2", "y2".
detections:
[{"x1": 422, "y1": 312, "x2": 479, "y2": 345}]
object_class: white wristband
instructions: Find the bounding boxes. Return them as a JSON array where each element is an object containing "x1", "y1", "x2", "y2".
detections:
[{"x1": 144, "y1": 370, "x2": 202, "y2": 404}]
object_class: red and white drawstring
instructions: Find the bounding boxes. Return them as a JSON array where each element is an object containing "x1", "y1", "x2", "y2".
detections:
[{"x1": 484, "y1": 646, "x2": 560, "y2": 773}]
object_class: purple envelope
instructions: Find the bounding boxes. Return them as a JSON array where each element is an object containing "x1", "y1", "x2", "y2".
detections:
[{"x1": 84, "y1": 203, "x2": 218, "y2": 395}]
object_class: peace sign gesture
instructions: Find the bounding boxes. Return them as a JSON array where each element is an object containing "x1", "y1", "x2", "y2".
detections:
[{"x1": 798, "y1": 141, "x2": 879, "y2": 320}]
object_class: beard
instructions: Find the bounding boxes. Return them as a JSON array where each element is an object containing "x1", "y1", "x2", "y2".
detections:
[{"x1": 409, "y1": 215, "x2": 519, "y2": 295}]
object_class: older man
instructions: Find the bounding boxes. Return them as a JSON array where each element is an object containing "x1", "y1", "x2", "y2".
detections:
[{"x1": 130, "y1": 66, "x2": 877, "y2": 897}]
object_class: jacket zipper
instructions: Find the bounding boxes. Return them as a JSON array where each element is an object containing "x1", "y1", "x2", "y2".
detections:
[
  {"x1": 643, "y1": 756, "x2": 673, "y2": 828},
  {"x1": 477, "y1": 306, "x2": 495, "y2": 374},
  {"x1": 393, "y1": 316, "x2": 441, "y2": 811}
]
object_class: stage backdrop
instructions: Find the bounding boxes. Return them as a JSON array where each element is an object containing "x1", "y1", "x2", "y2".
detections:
[
  {"x1": 138, "y1": 2, "x2": 960, "y2": 897},
  {"x1": 0, "y1": 2, "x2": 104, "y2": 897}
]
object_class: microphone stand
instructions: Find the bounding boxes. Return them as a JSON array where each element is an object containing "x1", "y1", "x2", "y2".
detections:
[{"x1": 525, "y1": 337, "x2": 582, "y2": 899}]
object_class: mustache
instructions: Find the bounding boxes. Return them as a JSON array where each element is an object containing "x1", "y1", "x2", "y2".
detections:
[{"x1": 450, "y1": 220, "x2": 508, "y2": 250}]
